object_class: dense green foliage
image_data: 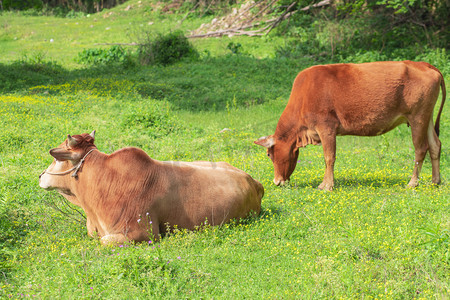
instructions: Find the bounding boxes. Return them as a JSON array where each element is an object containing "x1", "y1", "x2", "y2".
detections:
[
  {"x1": 0, "y1": 0, "x2": 449, "y2": 298},
  {"x1": 1, "y1": 0, "x2": 126, "y2": 14},
  {"x1": 275, "y1": 0, "x2": 448, "y2": 62},
  {"x1": 338, "y1": 0, "x2": 448, "y2": 29},
  {"x1": 77, "y1": 45, "x2": 131, "y2": 65},
  {"x1": 137, "y1": 31, "x2": 200, "y2": 66}
]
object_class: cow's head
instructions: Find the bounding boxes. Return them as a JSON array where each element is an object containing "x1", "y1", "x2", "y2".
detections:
[
  {"x1": 254, "y1": 135, "x2": 299, "y2": 186},
  {"x1": 39, "y1": 131, "x2": 96, "y2": 190}
]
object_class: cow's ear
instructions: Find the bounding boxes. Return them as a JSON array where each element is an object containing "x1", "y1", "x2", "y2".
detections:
[
  {"x1": 50, "y1": 148, "x2": 77, "y2": 161},
  {"x1": 254, "y1": 136, "x2": 275, "y2": 148}
]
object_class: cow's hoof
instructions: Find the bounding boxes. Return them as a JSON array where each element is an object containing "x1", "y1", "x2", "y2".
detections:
[
  {"x1": 318, "y1": 182, "x2": 333, "y2": 191},
  {"x1": 407, "y1": 179, "x2": 419, "y2": 188},
  {"x1": 432, "y1": 178, "x2": 441, "y2": 185}
]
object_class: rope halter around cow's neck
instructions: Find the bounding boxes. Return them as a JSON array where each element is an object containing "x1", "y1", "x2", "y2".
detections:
[{"x1": 40, "y1": 148, "x2": 96, "y2": 178}]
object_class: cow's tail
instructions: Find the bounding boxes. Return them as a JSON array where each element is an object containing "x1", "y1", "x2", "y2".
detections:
[{"x1": 434, "y1": 71, "x2": 446, "y2": 137}]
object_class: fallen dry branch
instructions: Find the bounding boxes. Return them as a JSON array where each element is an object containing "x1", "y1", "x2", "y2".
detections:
[
  {"x1": 189, "y1": 18, "x2": 277, "y2": 38},
  {"x1": 189, "y1": 26, "x2": 268, "y2": 38},
  {"x1": 188, "y1": 0, "x2": 331, "y2": 38},
  {"x1": 180, "y1": 2, "x2": 200, "y2": 24},
  {"x1": 94, "y1": 1, "x2": 332, "y2": 42},
  {"x1": 246, "y1": 0, "x2": 279, "y2": 25},
  {"x1": 300, "y1": 0, "x2": 330, "y2": 11},
  {"x1": 265, "y1": 1, "x2": 296, "y2": 35}
]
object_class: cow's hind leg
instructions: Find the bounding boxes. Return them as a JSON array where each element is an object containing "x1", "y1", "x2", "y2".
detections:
[
  {"x1": 408, "y1": 120, "x2": 429, "y2": 188},
  {"x1": 427, "y1": 120, "x2": 441, "y2": 185}
]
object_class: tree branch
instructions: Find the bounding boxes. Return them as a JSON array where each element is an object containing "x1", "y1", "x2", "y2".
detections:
[{"x1": 188, "y1": 0, "x2": 331, "y2": 38}]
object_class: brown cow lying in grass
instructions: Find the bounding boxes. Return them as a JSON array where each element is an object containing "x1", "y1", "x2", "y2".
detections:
[
  {"x1": 255, "y1": 61, "x2": 446, "y2": 191},
  {"x1": 40, "y1": 131, "x2": 264, "y2": 245}
]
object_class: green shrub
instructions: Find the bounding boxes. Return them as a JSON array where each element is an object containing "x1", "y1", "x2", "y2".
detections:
[
  {"x1": 226, "y1": 42, "x2": 243, "y2": 55},
  {"x1": 137, "y1": 31, "x2": 199, "y2": 66},
  {"x1": 274, "y1": 1, "x2": 448, "y2": 63},
  {"x1": 77, "y1": 45, "x2": 132, "y2": 66}
]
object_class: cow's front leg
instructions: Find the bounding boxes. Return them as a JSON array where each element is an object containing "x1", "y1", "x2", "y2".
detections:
[
  {"x1": 86, "y1": 217, "x2": 97, "y2": 237},
  {"x1": 318, "y1": 130, "x2": 336, "y2": 191}
]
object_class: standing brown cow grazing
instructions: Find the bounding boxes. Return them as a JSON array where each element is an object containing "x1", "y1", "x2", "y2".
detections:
[
  {"x1": 255, "y1": 61, "x2": 446, "y2": 191},
  {"x1": 39, "y1": 131, "x2": 264, "y2": 245}
]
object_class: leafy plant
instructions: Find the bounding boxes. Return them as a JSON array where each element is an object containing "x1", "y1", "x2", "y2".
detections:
[
  {"x1": 137, "y1": 31, "x2": 199, "y2": 66},
  {"x1": 227, "y1": 42, "x2": 243, "y2": 55},
  {"x1": 77, "y1": 46, "x2": 132, "y2": 66}
]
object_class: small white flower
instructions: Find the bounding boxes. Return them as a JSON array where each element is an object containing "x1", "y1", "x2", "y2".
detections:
[{"x1": 137, "y1": 218, "x2": 141, "y2": 223}]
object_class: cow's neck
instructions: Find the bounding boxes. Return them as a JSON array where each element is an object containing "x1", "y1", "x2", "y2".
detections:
[
  {"x1": 274, "y1": 107, "x2": 300, "y2": 143},
  {"x1": 66, "y1": 149, "x2": 104, "y2": 202},
  {"x1": 64, "y1": 149, "x2": 109, "y2": 232},
  {"x1": 66, "y1": 149, "x2": 159, "y2": 229}
]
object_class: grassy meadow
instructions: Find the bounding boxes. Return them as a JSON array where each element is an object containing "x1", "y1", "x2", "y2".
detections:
[{"x1": 0, "y1": 0, "x2": 449, "y2": 298}]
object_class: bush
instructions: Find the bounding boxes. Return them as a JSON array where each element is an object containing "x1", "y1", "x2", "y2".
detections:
[
  {"x1": 137, "y1": 31, "x2": 199, "y2": 66},
  {"x1": 275, "y1": 13, "x2": 448, "y2": 64},
  {"x1": 274, "y1": 0, "x2": 448, "y2": 63},
  {"x1": 226, "y1": 42, "x2": 243, "y2": 55},
  {"x1": 77, "y1": 45, "x2": 132, "y2": 66}
]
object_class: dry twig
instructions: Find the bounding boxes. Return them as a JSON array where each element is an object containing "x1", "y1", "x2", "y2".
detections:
[{"x1": 188, "y1": 0, "x2": 331, "y2": 38}]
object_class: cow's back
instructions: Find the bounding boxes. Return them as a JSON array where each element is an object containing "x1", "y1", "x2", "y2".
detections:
[{"x1": 281, "y1": 61, "x2": 442, "y2": 136}]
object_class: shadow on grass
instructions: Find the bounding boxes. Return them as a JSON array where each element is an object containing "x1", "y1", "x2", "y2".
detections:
[
  {"x1": 335, "y1": 175, "x2": 409, "y2": 189},
  {"x1": 0, "y1": 56, "x2": 309, "y2": 111},
  {"x1": 288, "y1": 175, "x2": 409, "y2": 190},
  {"x1": 0, "y1": 61, "x2": 68, "y2": 92}
]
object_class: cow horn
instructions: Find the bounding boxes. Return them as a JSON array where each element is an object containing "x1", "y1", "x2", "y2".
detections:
[
  {"x1": 90, "y1": 130, "x2": 96, "y2": 140},
  {"x1": 67, "y1": 135, "x2": 78, "y2": 147}
]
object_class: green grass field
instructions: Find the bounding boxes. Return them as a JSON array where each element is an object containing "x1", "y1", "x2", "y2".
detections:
[{"x1": 0, "y1": 1, "x2": 449, "y2": 298}]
